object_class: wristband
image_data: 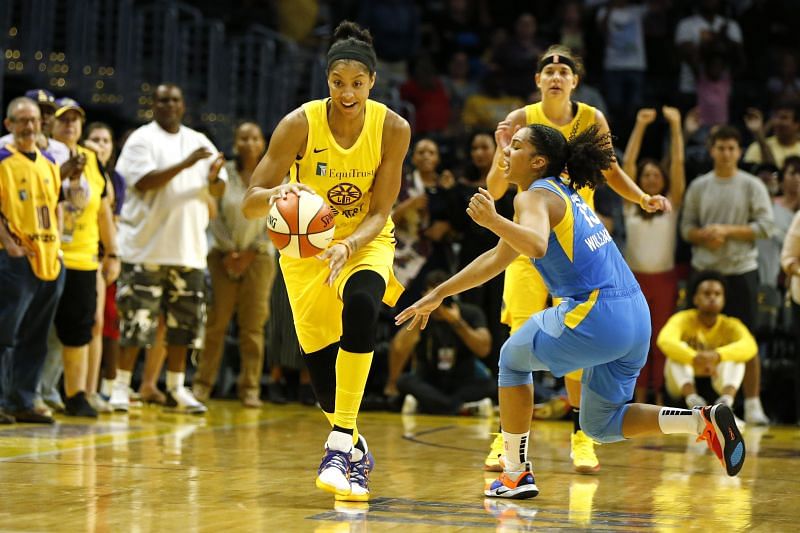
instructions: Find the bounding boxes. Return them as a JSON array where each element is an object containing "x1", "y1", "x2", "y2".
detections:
[{"x1": 338, "y1": 239, "x2": 353, "y2": 259}]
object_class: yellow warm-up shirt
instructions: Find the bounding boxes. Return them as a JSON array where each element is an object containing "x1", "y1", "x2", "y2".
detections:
[
  {"x1": 290, "y1": 98, "x2": 394, "y2": 241},
  {"x1": 0, "y1": 145, "x2": 62, "y2": 280},
  {"x1": 657, "y1": 309, "x2": 758, "y2": 366},
  {"x1": 61, "y1": 144, "x2": 107, "y2": 271}
]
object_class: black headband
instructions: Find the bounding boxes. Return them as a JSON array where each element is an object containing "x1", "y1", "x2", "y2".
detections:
[
  {"x1": 537, "y1": 53, "x2": 577, "y2": 74},
  {"x1": 327, "y1": 41, "x2": 377, "y2": 73}
]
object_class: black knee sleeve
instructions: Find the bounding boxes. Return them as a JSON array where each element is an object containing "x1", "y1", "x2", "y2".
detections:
[
  {"x1": 304, "y1": 343, "x2": 338, "y2": 413},
  {"x1": 340, "y1": 270, "x2": 384, "y2": 353}
]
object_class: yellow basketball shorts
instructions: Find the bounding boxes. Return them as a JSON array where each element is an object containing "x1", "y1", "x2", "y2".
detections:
[
  {"x1": 501, "y1": 255, "x2": 583, "y2": 380},
  {"x1": 279, "y1": 235, "x2": 403, "y2": 353}
]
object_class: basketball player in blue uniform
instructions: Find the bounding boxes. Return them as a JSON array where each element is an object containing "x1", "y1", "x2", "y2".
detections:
[{"x1": 396, "y1": 124, "x2": 745, "y2": 499}]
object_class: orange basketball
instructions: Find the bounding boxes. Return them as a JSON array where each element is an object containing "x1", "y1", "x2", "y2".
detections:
[{"x1": 267, "y1": 190, "x2": 336, "y2": 258}]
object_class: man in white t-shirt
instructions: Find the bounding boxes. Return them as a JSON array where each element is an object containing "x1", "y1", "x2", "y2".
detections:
[
  {"x1": 110, "y1": 83, "x2": 226, "y2": 415},
  {"x1": 674, "y1": 0, "x2": 743, "y2": 103}
]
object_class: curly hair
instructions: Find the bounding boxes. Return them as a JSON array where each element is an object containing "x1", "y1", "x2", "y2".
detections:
[
  {"x1": 523, "y1": 123, "x2": 615, "y2": 190},
  {"x1": 688, "y1": 270, "x2": 728, "y2": 307}
]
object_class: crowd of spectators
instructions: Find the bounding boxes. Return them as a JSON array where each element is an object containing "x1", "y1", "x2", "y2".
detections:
[{"x1": 2, "y1": 0, "x2": 800, "y2": 425}]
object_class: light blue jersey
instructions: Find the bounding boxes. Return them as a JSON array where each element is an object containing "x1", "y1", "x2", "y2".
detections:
[
  {"x1": 530, "y1": 177, "x2": 638, "y2": 299},
  {"x1": 499, "y1": 177, "x2": 652, "y2": 443}
]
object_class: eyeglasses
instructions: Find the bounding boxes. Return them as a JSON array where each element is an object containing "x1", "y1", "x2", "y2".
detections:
[{"x1": 9, "y1": 117, "x2": 40, "y2": 125}]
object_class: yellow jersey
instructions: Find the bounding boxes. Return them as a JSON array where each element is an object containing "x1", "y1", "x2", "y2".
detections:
[
  {"x1": 291, "y1": 98, "x2": 394, "y2": 241},
  {"x1": 657, "y1": 309, "x2": 758, "y2": 366},
  {"x1": 524, "y1": 101, "x2": 598, "y2": 208},
  {"x1": 0, "y1": 144, "x2": 62, "y2": 280},
  {"x1": 61, "y1": 145, "x2": 107, "y2": 271}
]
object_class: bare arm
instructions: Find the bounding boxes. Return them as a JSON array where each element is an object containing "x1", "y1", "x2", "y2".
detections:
[
  {"x1": 385, "y1": 326, "x2": 421, "y2": 395},
  {"x1": 97, "y1": 196, "x2": 120, "y2": 283},
  {"x1": 622, "y1": 108, "x2": 655, "y2": 181},
  {"x1": 395, "y1": 239, "x2": 518, "y2": 330},
  {"x1": 242, "y1": 108, "x2": 311, "y2": 219},
  {"x1": 664, "y1": 106, "x2": 686, "y2": 209},
  {"x1": 486, "y1": 108, "x2": 527, "y2": 199},
  {"x1": 481, "y1": 189, "x2": 552, "y2": 258}
]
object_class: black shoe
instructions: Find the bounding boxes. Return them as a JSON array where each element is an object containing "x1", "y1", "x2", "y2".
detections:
[
  {"x1": 64, "y1": 392, "x2": 98, "y2": 418},
  {"x1": 0, "y1": 410, "x2": 14, "y2": 424},
  {"x1": 267, "y1": 382, "x2": 287, "y2": 405},
  {"x1": 299, "y1": 383, "x2": 317, "y2": 406},
  {"x1": 9, "y1": 409, "x2": 55, "y2": 424}
]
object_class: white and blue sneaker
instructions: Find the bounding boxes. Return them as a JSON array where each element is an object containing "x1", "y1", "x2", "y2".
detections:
[{"x1": 316, "y1": 446, "x2": 352, "y2": 497}]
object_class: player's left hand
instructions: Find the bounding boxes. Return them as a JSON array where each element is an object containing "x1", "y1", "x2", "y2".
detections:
[
  {"x1": 395, "y1": 291, "x2": 445, "y2": 331},
  {"x1": 319, "y1": 243, "x2": 350, "y2": 286},
  {"x1": 467, "y1": 188, "x2": 498, "y2": 228},
  {"x1": 640, "y1": 193, "x2": 672, "y2": 213}
]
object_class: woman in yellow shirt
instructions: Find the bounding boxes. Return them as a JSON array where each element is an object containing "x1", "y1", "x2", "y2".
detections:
[{"x1": 242, "y1": 21, "x2": 410, "y2": 502}]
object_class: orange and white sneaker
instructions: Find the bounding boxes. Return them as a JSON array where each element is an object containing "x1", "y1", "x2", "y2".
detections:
[
  {"x1": 570, "y1": 430, "x2": 600, "y2": 474},
  {"x1": 484, "y1": 462, "x2": 539, "y2": 499},
  {"x1": 696, "y1": 404, "x2": 746, "y2": 476}
]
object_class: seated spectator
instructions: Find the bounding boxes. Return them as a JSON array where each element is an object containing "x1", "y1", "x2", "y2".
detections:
[
  {"x1": 658, "y1": 271, "x2": 757, "y2": 416},
  {"x1": 622, "y1": 106, "x2": 686, "y2": 404},
  {"x1": 743, "y1": 101, "x2": 800, "y2": 170},
  {"x1": 385, "y1": 270, "x2": 494, "y2": 416},
  {"x1": 462, "y1": 71, "x2": 524, "y2": 133},
  {"x1": 767, "y1": 50, "x2": 800, "y2": 105}
]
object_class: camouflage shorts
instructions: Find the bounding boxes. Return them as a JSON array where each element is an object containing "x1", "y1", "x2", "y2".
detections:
[{"x1": 116, "y1": 263, "x2": 206, "y2": 349}]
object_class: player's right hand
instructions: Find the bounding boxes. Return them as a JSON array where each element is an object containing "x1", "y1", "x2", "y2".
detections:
[{"x1": 395, "y1": 291, "x2": 444, "y2": 331}]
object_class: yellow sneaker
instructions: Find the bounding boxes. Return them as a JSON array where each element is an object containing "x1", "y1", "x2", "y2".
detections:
[
  {"x1": 484, "y1": 432, "x2": 505, "y2": 472},
  {"x1": 570, "y1": 430, "x2": 600, "y2": 474}
]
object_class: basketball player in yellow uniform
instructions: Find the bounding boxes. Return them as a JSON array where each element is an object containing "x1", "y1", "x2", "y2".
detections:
[
  {"x1": 0, "y1": 97, "x2": 65, "y2": 423},
  {"x1": 242, "y1": 21, "x2": 410, "y2": 502},
  {"x1": 484, "y1": 46, "x2": 670, "y2": 474}
]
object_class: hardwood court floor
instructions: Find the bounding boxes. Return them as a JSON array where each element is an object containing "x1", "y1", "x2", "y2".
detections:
[{"x1": 0, "y1": 402, "x2": 798, "y2": 532}]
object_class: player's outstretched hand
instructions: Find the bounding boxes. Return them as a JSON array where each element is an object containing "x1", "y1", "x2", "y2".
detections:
[
  {"x1": 267, "y1": 183, "x2": 315, "y2": 206},
  {"x1": 395, "y1": 291, "x2": 444, "y2": 331},
  {"x1": 641, "y1": 194, "x2": 672, "y2": 214}
]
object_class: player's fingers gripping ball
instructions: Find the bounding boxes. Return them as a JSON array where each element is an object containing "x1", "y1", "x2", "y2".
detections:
[{"x1": 267, "y1": 190, "x2": 336, "y2": 258}]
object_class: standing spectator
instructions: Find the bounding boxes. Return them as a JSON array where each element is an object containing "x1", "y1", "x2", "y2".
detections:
[
  {"x1": 441, "y1": 51, "x2": 479, "y2": 139},
  {"x1": 767, "y1": 51, "x2": 800, "y2": 105},
  {"x1": 754, "y1": 158, "x2": 800, "y2": 288},
  {"x1": 386, "y1": 270, "x2": 493, "y2": 415},
  {"x1": 0, "y1": 97, "x2": 65, "y2": 424},
  {"x1": 84, "y1": 122, "x2": 125, "y2": 410},
  {"x1": 50, "y1": 98, "x2": 120, "y2": 417},
  {"x1": 110, "y1": 83, "x2": 227, "y2": 414},
  {"x1": 680, "y1": 125, "x2": 773, "y2": 425},
  {"x1": 622, "y1": 106, "x2": 686, "y2": 405},
  {"x1": 658, "y1": 271, "x2": 757, "y2": 415},
  {"x1": 743, "y1": 102, "x2": 800, "y2": 170},
  {"x1": 597, "y1": 0, "x2": 648, "y2": 134},
  {"x1": 492, "y1": 13, "x2": 544, "y2": 99},
  {"x1": 556, "y1": 1, "x2": 586, "y2": 59},
  {"x1": 674, "y1": 0, "x2": 744, "y2": 113},
  {"x1": 193, "y1": 122, "x2": 276, "y2": 408},
  {"x1": 0, "y1": 89, "x2": 69, "y2": 165},
  {"x1": 780, "y1": 208, "x2": 800, "y2": 367}
]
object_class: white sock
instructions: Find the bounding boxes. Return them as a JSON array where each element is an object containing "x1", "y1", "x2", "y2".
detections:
[
  {"x1": 744, "y1": 397, "x2": 763, "y2": 413},
  {"x1": 326, "y1": 430, "x2": 354, "y2": 453},
  {"x1": 716, "y1": 394, "x2": 734, "y2": 407},
  {"x1": 116, "y1": 370, "x2": 132, "y2": 387},
  {"x1": 502, "y1": 430, "x2": 530, "y2": 472},
  {"x1": 658, "y1": 407, "x2": 704, "y2": 435},
  {"x1": 101, "y1": 378, "x2": 114, "y2": 397},
  {"x1": 166, "y1": 371, "x2": 184, "y2": 391}
]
